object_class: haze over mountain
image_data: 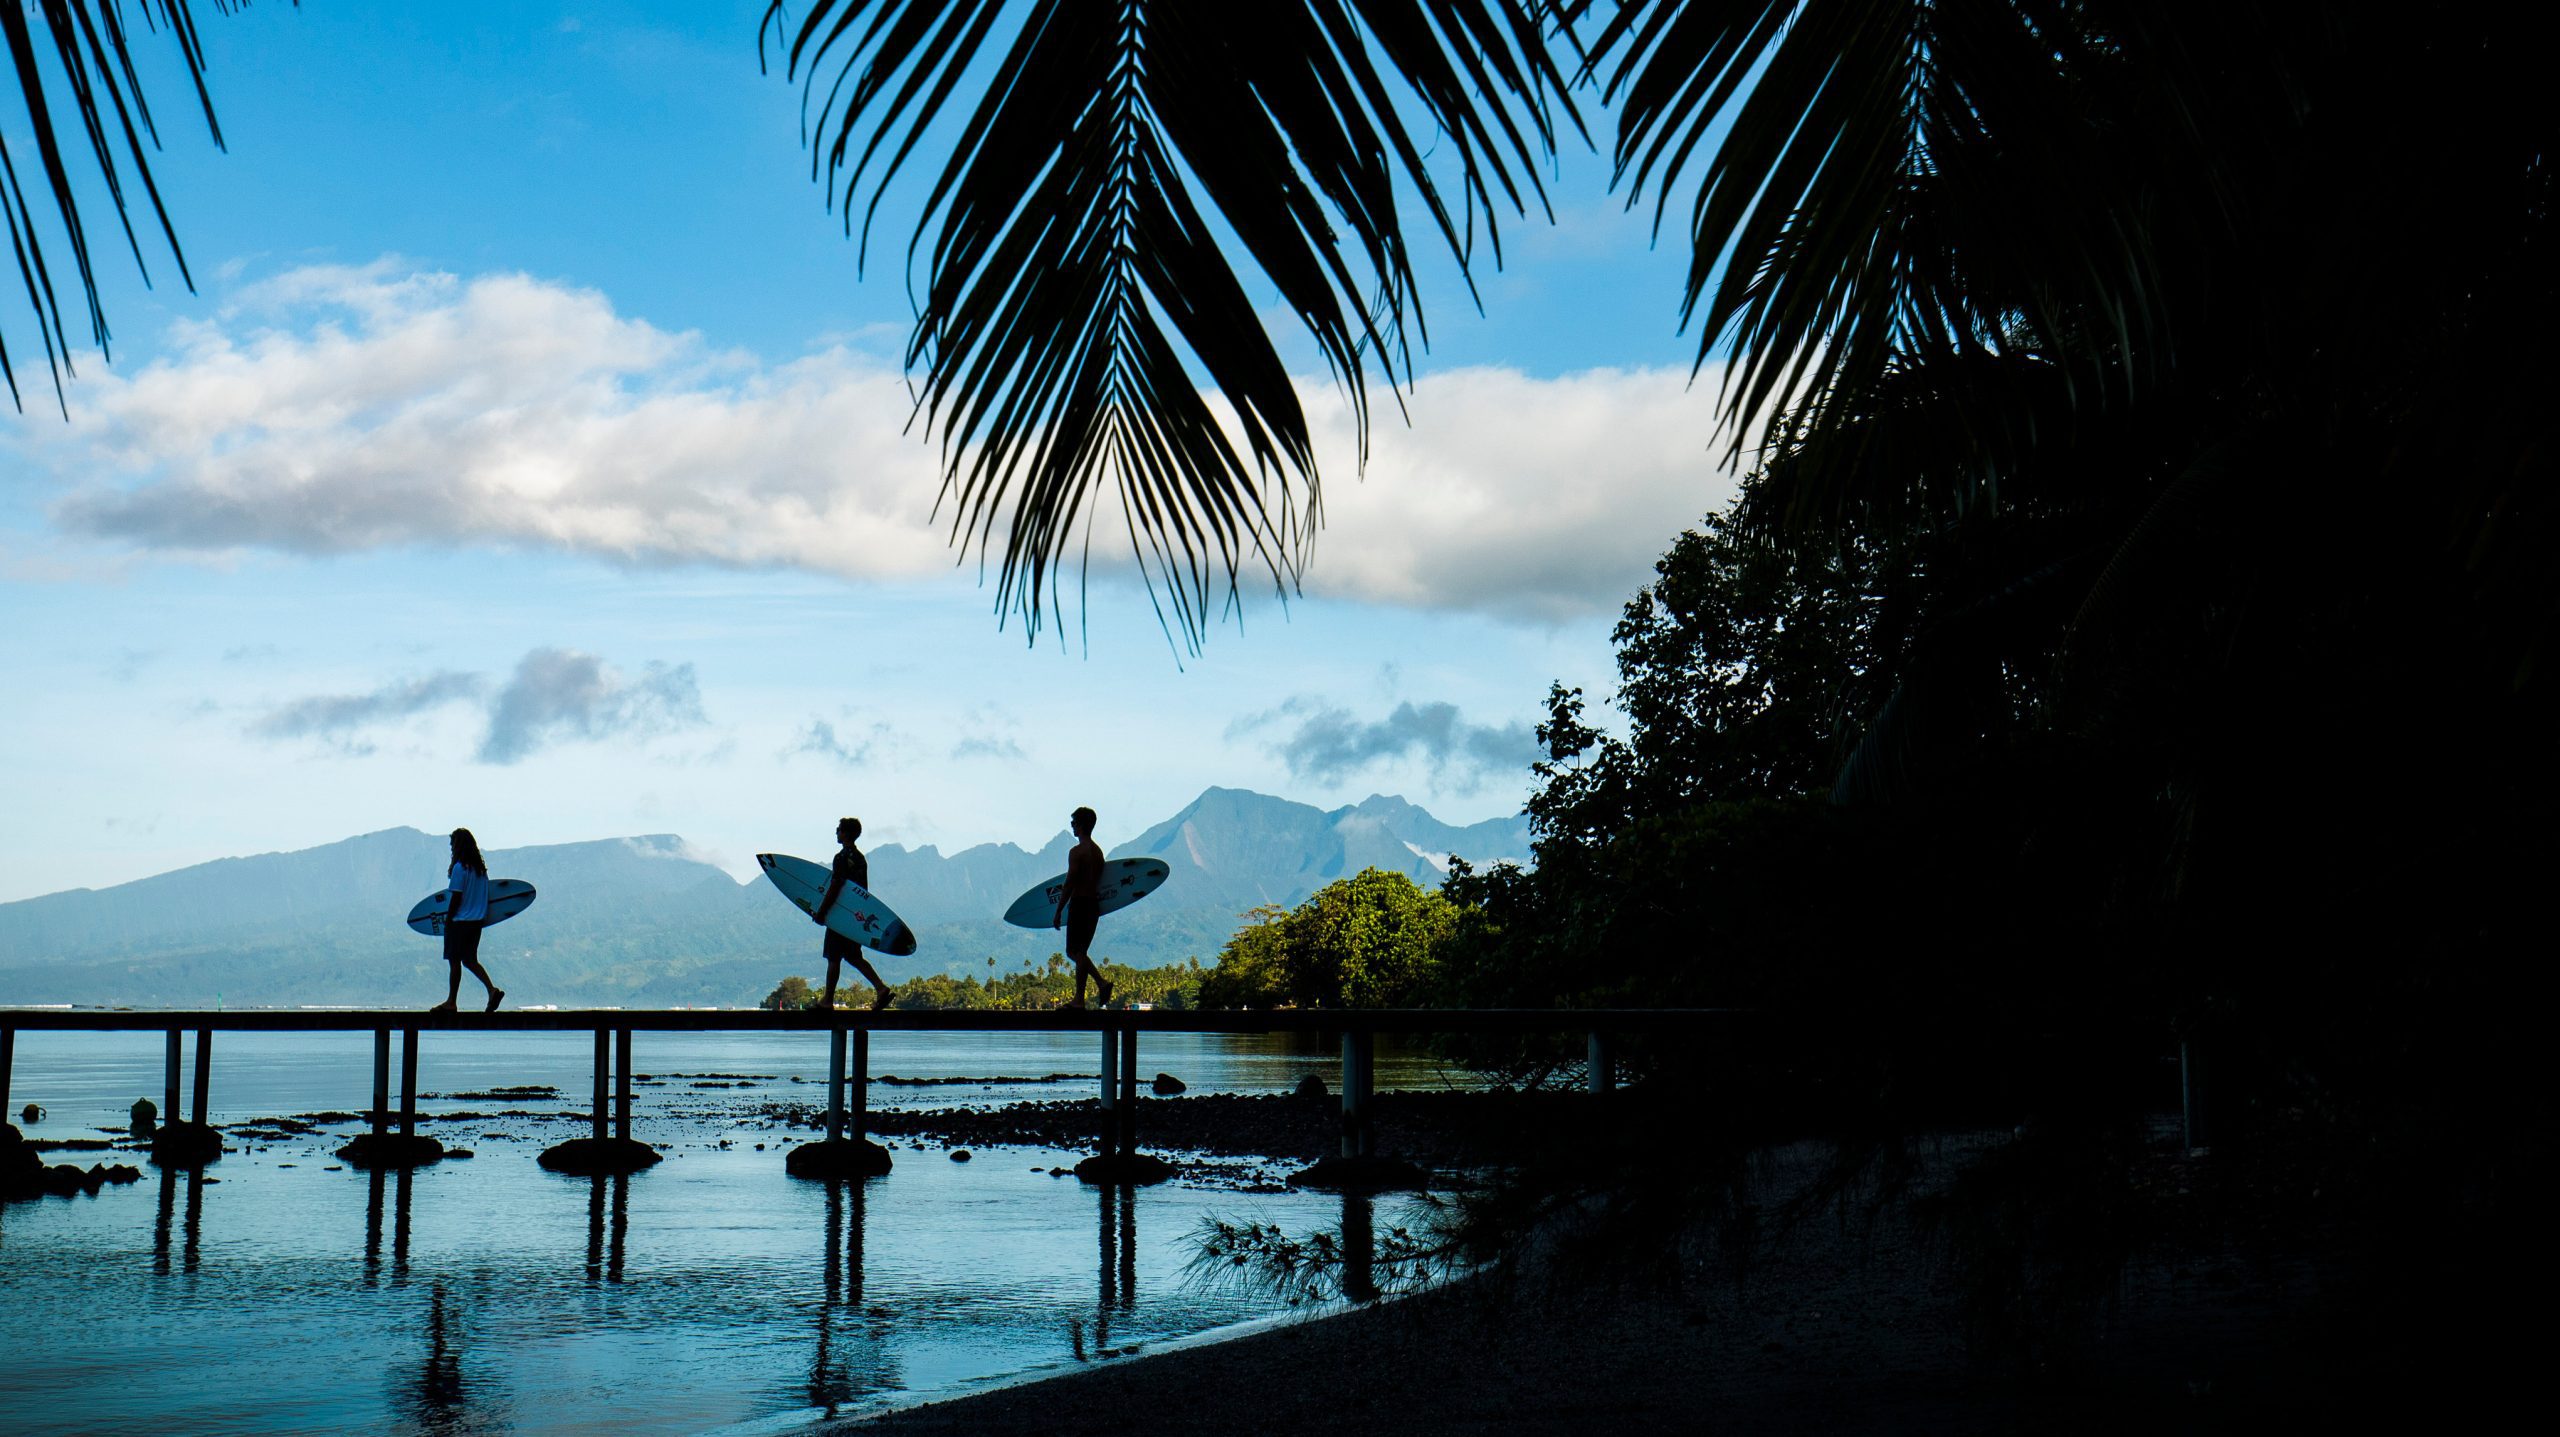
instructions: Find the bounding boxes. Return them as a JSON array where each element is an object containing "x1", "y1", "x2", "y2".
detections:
[{"x1": 0, "y1": 789, "x2": 1529, "y2": 1008}]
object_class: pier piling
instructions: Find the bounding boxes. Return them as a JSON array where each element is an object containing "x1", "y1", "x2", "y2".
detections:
[
  {"x1": 163, "y1": 1031, "x2": 180, "y2": 1127},
  {"x1": 398, "y1": 1029, "x2": 419, "y2": 1138},
  {"x1": 192, "y1": 1029, "x2": 212, "y2": 1127},
  {"x1": 614, "y1": 1029, "x2": 634, "y2": 1142},
  {"x1": 1, "y1": 1027, "x2": 13, "y2": 1121},
  {"x1": 371, "y1": 1029, "x2": 391, "y2": 1134},
  {"x1": 825, "y1": 1028, "x2": 846, "y2": 1141}
]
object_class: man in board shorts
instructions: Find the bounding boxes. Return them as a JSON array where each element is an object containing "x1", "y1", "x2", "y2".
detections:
[
  {"x1": 812, "y1": 816, "x2": 894, "y2": 1010},
  {"x1": 1051, "y1": 806, "x2": 1113, "y2": 1009}
]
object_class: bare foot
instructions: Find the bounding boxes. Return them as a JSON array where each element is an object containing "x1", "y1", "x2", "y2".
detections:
[
  {"x1": 485, "y1": 988, "x2": 505, "y2": 1013},
  {"x1": 1063, "y1": 996, "x2": 1086, "y2": 1011},
  {"x1": 871, "y1": 988, "x2": 893, "y2": 1012},
  {"x1": 1095, "y1": 979, "x2": 1115, "y2": 1008},
  {"x1": 428, "y1": 1000, "x2": 457, "y2": 1015}
]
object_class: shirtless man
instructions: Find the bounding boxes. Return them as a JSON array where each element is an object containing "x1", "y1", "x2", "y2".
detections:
[
  {"x1": 812, "y1": 816, "x2": 894, "y2": 1010},
  {"x1": 1051, "y1": 806, "x2": 1113, "y2": 1009}
]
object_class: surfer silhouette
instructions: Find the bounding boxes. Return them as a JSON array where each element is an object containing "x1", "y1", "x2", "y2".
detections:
[
  {"x1": 1052, "y1": 807, "x2": 1113, "y2": 1009},
  {"x1": 812, "y1": 817, "x2": 893, "y2": 1011},
  {"x1": 431, "y1": 828, "x2": 505, "y2": 1014}
]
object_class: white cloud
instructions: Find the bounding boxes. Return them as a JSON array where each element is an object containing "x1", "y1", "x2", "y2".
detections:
[
  {"x1": 246, "y1": 646, "x2": 705, "y2": 764},
  {"x1": 25, "y1": 262, "x2": 1738, "y2": 623}
]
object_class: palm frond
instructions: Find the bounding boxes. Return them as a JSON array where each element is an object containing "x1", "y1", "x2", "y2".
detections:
[
  {"x1": 0, "y1": 1, "x2": 246, "y2": 416},
  {"x1": 765, "y1": 0, "x2": 1576, "y2": 642},
  {"x1": 1589, "y1": 1, "x2": 2229, "y2": 492}
]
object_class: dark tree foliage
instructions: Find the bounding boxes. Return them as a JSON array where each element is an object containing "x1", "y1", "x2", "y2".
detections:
[{"x1": 1198, "y1": 869, "x2": 1457, "y2": 1010}]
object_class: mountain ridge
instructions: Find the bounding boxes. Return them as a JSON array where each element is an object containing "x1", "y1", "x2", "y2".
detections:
[{"x1": 0, "y1": 789, "x2": 1529, "y2": 1007}]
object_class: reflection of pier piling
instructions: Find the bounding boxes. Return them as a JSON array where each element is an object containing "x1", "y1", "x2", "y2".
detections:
[
  {"x1": 582, "y1": 1172, "x2": 629, "y2": 1284},
  {"x1": 364, "y1": 1164, "x2": 417, "y2": 1285},
  {"x1": 810, "y1": 1177, "x2": 888, "y2": 1412},
  {"x1": 151, "y1": 1165, "x2": 205, "y2": 1274}
]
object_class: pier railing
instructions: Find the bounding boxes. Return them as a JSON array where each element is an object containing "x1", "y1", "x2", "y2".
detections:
[{"x1": 0, "y1": 1008, "x2": 1739, "y2": 1176}]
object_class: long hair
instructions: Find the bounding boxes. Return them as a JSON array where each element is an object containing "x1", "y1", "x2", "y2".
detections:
[{"x1": 450, "y1": 828, "x2": 488, "y2": 877}]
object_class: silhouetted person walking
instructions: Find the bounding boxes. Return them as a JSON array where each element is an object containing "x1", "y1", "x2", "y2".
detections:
[
  {"x1": 813, "y1": 817, "x2": 893, "y2": 1010},
  {"x1": 1052, "y1": 806, "x2": 1113, "y2": 1009},
  {"x1": 432, "y1": 828, "x2": 504, "y2": 1013}
]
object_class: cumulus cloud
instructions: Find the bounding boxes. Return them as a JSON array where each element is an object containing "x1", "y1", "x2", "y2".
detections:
[
  {"x1": 26, "y1": 261, "x2": 1738, "y2": 623},
  {"x1": 1282, "y1": 366, "x2": 1743, "y2": 623},
  {"x1": 248, "y1": 647, "x2": 702, "y2": 763},
  {"x1": 251, "y1": 670, "x2": 486, "y2": 744},
  {"x1": 479, "y1": 647, "x2": 705, "y2": 765},
  {"x1": 1234, "y1": 697, "x2": 1539, "y2": 794}
]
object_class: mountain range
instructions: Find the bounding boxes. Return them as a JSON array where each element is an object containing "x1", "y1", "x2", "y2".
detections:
[{"x1": 0, "y1": 788, "x2": 1530, "y2": 1008}]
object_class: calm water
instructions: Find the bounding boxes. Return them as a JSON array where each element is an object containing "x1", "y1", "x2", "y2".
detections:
[{"x1": 0, "y1": 1026, "x2": 1464, "y2": 1433}]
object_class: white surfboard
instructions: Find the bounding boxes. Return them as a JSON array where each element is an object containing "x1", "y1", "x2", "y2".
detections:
[
  {"x1": 406, "y1": 879, "x2": 538, "y2": 936},
  {"x1": 758, "y1": 853, "x2": 920, "y2": 957},
  {"x1": 1002, "y1": 857, "x2": 1171, "y2": 928}
]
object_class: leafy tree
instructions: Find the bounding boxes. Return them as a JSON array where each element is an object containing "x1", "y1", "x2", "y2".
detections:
[
  {"x1": 762, "y1": 975, "x2": 817, "y2": 1011},
  {"x1": 1199, "y1": 872, "x2": 1455, "y2": 1009}
]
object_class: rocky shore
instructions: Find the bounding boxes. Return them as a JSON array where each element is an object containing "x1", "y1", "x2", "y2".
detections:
[
  {"x1": 752, "y1": 1088, "x2": 1585, "y2": 1178},
  {"x1": 0, "y1": 1122, "x2": 142, "y2": 1199}
]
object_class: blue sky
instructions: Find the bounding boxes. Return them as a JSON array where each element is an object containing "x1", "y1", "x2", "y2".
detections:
[{"x1": 0, "y1": 2, "x2": 1741, "y2": 902}]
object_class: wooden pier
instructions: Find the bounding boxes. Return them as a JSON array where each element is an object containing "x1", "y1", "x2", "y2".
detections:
[{"x1": 0, "y1": 1008, "x2": 1735, "y2": 1178}]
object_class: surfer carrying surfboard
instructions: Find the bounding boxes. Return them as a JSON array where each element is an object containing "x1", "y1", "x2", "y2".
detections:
[
  {"x1": 812, "y1": 817, "x2": 894, "y2": 1011},
  {"x1": 430, "y1": 828, "x2": 506, "y2": 1014},
  {"x1": 1052, "y1": 807, "x2": 1114, "y2": 1009}
]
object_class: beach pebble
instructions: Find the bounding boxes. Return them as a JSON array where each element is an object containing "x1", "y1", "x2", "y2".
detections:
[{"x1": 949, "y1": 1149, "x2": 971, "y2": 1162}]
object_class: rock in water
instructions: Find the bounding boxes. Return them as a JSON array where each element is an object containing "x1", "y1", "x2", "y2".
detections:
[
  {"x1": 130, "y1": 1098, "x2": 158, "y2": 1135},
  {"x1": 784, "y1": 1137, "x2": 892, "y2": 1179},
  {"x1": 1293, "y1": 1074, "x2": 1329, "y2": 1099},
  {"x1": 18, "y1": 1104, "x2": 41, "y2": 1124},
  {"x1": 1152, "y1": 1072, "x2": 1186, "y2": 1095}
]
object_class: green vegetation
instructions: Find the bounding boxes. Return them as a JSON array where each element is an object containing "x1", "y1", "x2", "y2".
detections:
[
  {"x1": 1197, "y1": 869, "x2": 1457, "y2": 1010},
  {"x1": 761, "y1": 956, "x2": 1206, "y2": 1012}
]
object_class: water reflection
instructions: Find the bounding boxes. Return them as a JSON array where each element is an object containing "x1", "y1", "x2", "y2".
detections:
[
  {"x1": 584, "y1": 1173, "x2": 629, "y2": 1285},
  {"x1": 363, "y1": 1167, "x2": 416, "y2": 1286},
  {"x1": 1340, "y1": 1193, "x2": 1378, "y2": 1303},
  {"x1": 150, "y1": 1166, "x2": 203, "y2": 1275},
  {"x1": 1076, "y1": 1184, "x2": 1141, "y2": 1358},
  {"x1": 394, "y1": 1281, "x2": 509, "y2": 1432},
  {"x1": 808, "y1": 1179, "x2": 894, "y2": 1416}
]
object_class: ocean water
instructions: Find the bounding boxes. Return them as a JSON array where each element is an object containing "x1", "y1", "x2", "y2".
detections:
[{"x1": 0, "y1": 1027, "x2": 1462, "y2": 1433}]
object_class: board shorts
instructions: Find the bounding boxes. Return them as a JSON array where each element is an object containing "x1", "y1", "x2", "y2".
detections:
[
  {"x1": 443, "y1": 918, "x2": 485, "y2": 965},
  {"x1": 1065, "y1": 895, "x2": 1100, "y2": 955},
  {"x1": 823, "y1": 927, "x2": 862, "y2": 961}
]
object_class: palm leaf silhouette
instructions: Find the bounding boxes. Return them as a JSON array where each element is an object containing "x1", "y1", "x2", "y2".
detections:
[
  {"x1": 0, "y1": 1, "x2": 246, "y2": 415},
  {"x1": 764, "y1": 0, "x2": 1574, "y2": 642}
]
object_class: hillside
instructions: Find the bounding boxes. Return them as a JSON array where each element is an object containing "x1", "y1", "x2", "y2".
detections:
[{"x1": 0, "y1": 789, "x2": 1529, "y2": 1007}]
